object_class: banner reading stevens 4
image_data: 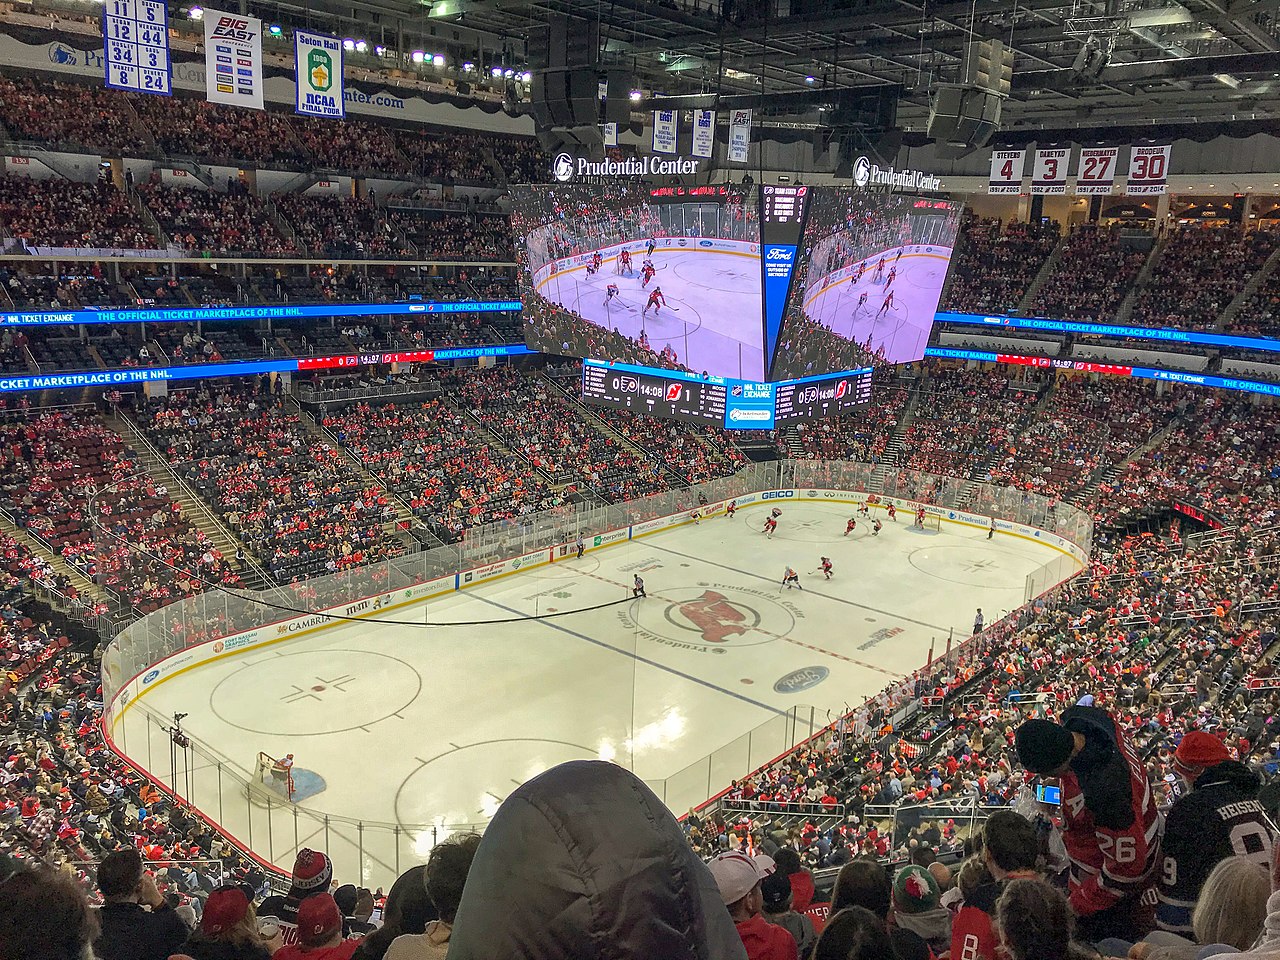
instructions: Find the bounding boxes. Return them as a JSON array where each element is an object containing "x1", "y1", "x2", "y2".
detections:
[{"x1": 294, "y1": 30, "x2": 343, "y2": 118}]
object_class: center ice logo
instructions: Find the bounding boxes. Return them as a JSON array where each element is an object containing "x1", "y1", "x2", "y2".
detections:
[
  {"x1": 675, "y1": 590, "x2": 749, "y2": 643},
  {"x1": 552, "y1": 153, "x2": 575, "y2": 182}
]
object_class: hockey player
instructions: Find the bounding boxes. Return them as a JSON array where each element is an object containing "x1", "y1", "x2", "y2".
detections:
[
  {"x1": 1156, "y1": 731, "x2": 1275, "y2": 936},
  {"x1": 844, "y1": 517, "x2": 857, "y2": 537},
  {"x1": 781, "y1": 566, "x2": 802, "y2": 590},
  {"x1": 874, "y1": 256, "x2": 886, "y2": 281},
  {"x1": 603, "y1": 283, "x2": 621, "y2": 307},
  {"x1": 763, "y1": 516, "x2": 778, "y2": 539},
  {"x1": 632, "y1": 574, "x2": 646, "y2": 598},
  {"x1": 820, "y1": 557, "x2": 833, "y2": 580},
  {"x1": 1015, "y1": 708, "x2": 1161, "y2": 941},
  {"x1": 643, "y1": 287, "x2": 667, "y2": 317},
  {"x1": 857, "y1": 291, "x2": 870, "y2": 310},
  {"x1": 894, "y1": 248, "x2": 903, "y2": 264},
  {"x1": 619, "y1": 249, "x2": 633, "y2": 275},
  {"x1": 642, "y1": 262, "x2": 657, "y2": 287},
  {"x1": 646, "y1": 237, "x2": 657, "y2": 257},
  {"x1": 872, "y1": 519, "x2": 883, "y2": 536},
  {"x1": 587, "y1": 251, "x2": 603, "y2": 276},
  {"x1": 877, "y1": 290, "x2": 895, "y2": 316},
  {"x1": 886, "y1": 266, "x2": 897, "y2": 287},
  {"x1": 690, "y1": 509, "x2": 701, "y2": 525},
  {"x1": 858, "y1": 502, "x2": 870, "y2": 518},
  {"x1": 887, "y1": 503, "x2": 897, "y2": 522},
  {"x1": 770, "y1": 507, "x2": 783, "y2": 520},
  {"x1": 915, "y1": 507, "x2": 926, "y2": 528},
  {"x1": 725, "y1": 499, "x2": 737, "y2": 519}
]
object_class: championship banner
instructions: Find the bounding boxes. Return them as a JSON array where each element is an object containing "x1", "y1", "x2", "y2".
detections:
[
  {"x1": 1030, "y1": 147, "x2": 1069, "y2": 195},
  {"x1": 1075, "y1": 146, "x2": 1119, "y2": 195},
  {"x1": 1127, "y1": 144, "x2": 1171, "y2": 196},
  {"x1": 203, "y1": 10, "x2": 263, "y2": 110},
  {"x1": 728, "y1": 109, "x2": 752, "y2": 163},
  {"x1": 294, "y1": 30, "x2": 344, "y2": 118},
  {"x1": 602, "y1": 122, "x2": 618, "y2": 148},
  {"x1": 652, "y1": 109, "x2": 677, "y2": 154},
  {"x1": 988, "y1": 149, "x2": 1026, "y2": 194},
  {"x1": 692, "y1": 109, "x2": 715, "y2": 159},
  {"x1": 104, "y1": 0, "x2": 171, "y2": 96}
]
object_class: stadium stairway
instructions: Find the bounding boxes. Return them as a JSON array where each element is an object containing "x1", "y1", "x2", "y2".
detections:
[
  {"x1": 780, "y1": 426, "x2": 806, "y2": 459},
  {"x1": 1218, "y1": 242, "x2": 1280, "y2": 330},
  {"x1": 284, "y1": 395, "x2": 422, "y2": 554},
  {"x1": 1114, "y1": 233, "x2": 1168, "y2": 325},
  {"x1": 108, "y1": 410, "x2": 274, "y2": 591},
  {"x1": 1068, "y1": 415, "x2": 1184, "y2": 511},
  {"x1": 0, "y1": 511, "x2": 106, "y2": 613},
  {"x1": 265, "y1": 199, "x2": 307, "y2": 256},
  {"x1": 870, "y1": 378, "x2": 923, "y2": 486},
  {"x1": 956, "y1": 378, "x2": 1051, "y2": 509},
  {"x1": 1015, "y1": 230, "x2": 1069, "y2": 315}
]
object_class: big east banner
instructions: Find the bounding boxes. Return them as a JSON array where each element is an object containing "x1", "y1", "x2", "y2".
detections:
[{"x1": 202, "y1": 9, "x2": 262, "y2": 109}]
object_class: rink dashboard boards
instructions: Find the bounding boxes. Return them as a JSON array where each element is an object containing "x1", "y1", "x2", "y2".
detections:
[{"x1": 582, "y1": 359, "x2": 872, "y2": 430}]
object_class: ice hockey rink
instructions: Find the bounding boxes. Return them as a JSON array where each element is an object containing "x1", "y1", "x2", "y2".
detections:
[
  {"x1": 114, "y1": 500, "x2": 1079, "y2": 884},
  {"x1": 801, "y1": 246, "x2": 953, "y2": 364},
  {"x1": 536, "y1": 245, "x2": 765, "y2": 379}
]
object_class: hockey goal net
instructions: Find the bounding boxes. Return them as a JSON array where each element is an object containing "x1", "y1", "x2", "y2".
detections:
[
  {"x1": 919, "y1": 513, "x2": 941, "y2": 532},
  {"x1": 255, "y1": 751, "x2": 295, "y2": 801}
]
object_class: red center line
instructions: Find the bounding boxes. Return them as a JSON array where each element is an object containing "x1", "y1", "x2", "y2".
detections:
[{"x1": 571, "y1": 566, "x2": 901, "y2": 677}]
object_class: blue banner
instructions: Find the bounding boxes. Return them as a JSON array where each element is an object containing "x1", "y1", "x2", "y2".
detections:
[
  {"x1": 934, "y1": 311, "x2": 1280, "y2": 355},
  {"x1": 761, "y1": 243, "x2": 799, "y2": 376},
  {"x1": 725, "y1": 381, "x2": 776, "y2": 430},
  {"x1": 0, "y1": 301, "x2": 523, "y2": 328}
]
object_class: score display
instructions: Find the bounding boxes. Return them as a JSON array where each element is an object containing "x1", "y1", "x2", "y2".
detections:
[
  {"x1": 582, "y1": 359, "x2": 872, "y2": 429},
  {"x1": 582, "y1": 363, "x2": 726, "y2": 425},
  {"x1": 774, "y1": 370, "x2": 873, "y2": 425}
]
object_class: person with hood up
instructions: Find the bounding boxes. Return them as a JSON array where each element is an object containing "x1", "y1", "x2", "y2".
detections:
[
  {"x1": 1156, "y1": 731, "x2": 1276, "y2": 936},
  {"x1": 446, "y1": 759, "x2": 750, "y2": 960},
  {"x1": 1015, "y1": 706, "x2": 1162, "y2": 941},
  {"x1": 891, "y1": 864, "x2": 951, "y2": 954}
]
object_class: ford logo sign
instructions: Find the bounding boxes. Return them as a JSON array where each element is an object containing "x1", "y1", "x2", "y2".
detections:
[
  {"x1": 699, "y1": 240, "x2": 714, "y2": 247},
  {"x1": 765, "y1": 247, "x2": 794, "y2": 261},
  {"x1": 774, "y1": 666, "x2": 829, "y2": 694},
  {"x1": 142, "y1": 669, "x2": 160, "y2": 684}
]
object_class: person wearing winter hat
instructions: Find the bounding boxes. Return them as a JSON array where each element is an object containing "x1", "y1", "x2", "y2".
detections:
[
  {"x1": 275, "y1": 893, "x2": 358, "y2": 960},
  {"x1": 760, "y1": 869, "x2": 816, "y2": 958},
  {"x1": 1157, "y1": 731, "x2": 1276, "y2": 937},
  {"x1": 1014, "y1": 707, "x2": 1161, "y2": 942},
  {"x1": 708, "y1": 851, "x2": 797, "y2": 960},
  {"x1": 178, "y1": 886, "x2": 276, "y2": 960},
  {"x1": 258, "y1": 849, "x2": 334, "y2": 950},
  {"x1": 891, "y1": 864, "x2": 951, "y2": 954}
]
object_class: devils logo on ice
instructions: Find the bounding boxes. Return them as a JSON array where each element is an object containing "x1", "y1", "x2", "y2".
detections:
[{"x1": 676, "y1": 590, "x2": 749, "y2": 643}]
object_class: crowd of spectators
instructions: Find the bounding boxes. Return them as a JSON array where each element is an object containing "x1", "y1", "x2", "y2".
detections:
[
  {"x1": 1031, "y1": 225, "x2": 1148, "y2": 322},
  {"x1": 0, "y1": 175, "x2": 155, "y2": 250},
  {"x1": 128, "y1": 94, "x2": 303, "y2": 168},
  {"x1": 0, "y1": 73, "x2": 145, "y2": 158},
  {"x1": 270, "y1": 194, "x2": 403, "y2": 259},
  {"x1": 291, "y1": 116, "x2": 411, "y2": 178},
  {"x1": 137, "y1": 382, "x2": 402, "y2": 582},
  {"x1": 941, "y1": 216, "x2": 1060, "y2": 315},
  {"x1": 139, "y1": 183, "x2": 295, "y2": 257},
  {"x1": 1129, "y1": 227, "x2": 1279, "y2": 331},
  {"x1": 384, "y1": 209, "x2": 513, "y2": 261}
]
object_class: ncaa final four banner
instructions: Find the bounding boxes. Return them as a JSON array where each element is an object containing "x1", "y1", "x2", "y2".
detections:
[
  {"x1": 1030, "y1": 147, "x2": 1069, "y2": 195},
  {"x1": 294, "y1": 29, "x2": 344, "y2": 118},
  {"x1": 692, "y1": 109, "x2": 715, "y2": 159},
  {"x1": 988, "y1": 148, "x2": 1026, "y2": 194},
  {"x1": 1127, "y1": 144, "x2": 1171, "y2": 196},
  {"x1": 203, "y1": 9, "x2": 263, "y2": 110}
]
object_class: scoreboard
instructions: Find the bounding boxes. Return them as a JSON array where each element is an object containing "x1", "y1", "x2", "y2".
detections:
[
  {"x1": 582, "y1": 363, "x2": 726, "y2": 425},
  {"x1": 774, "y1": 370, "x2": 874, "y2": 425},
  {"x1": 582, "y1": 360, "x2": 872, "y2": 428}
]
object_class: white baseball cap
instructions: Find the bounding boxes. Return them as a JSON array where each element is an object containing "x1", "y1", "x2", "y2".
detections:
[{"x1": 706, "y1": 852, "x2": 777, "y2": 905}]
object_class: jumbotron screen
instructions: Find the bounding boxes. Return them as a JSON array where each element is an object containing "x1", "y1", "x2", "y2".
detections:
[
  {"x1": 770, "y1": 194, "x2": 962, "y2": 380},
  {"x1": 510, "y1": 183, "x2": 960, "y2": 382}
]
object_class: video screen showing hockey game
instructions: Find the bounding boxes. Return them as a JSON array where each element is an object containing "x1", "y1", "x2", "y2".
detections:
[
  {"x1": 511, "y1": 183, "x2": 764, "y2": 380},
  {"x1": 769, "y1": 191, "x2": 962, "y2": 380}
]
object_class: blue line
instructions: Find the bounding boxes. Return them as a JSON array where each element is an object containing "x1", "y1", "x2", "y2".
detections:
[{"x1": 468, "y1": 594, "x2": 786, "y2": 717}]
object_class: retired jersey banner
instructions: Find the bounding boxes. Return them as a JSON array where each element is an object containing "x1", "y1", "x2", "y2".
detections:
[
  {"x1": 203, "y1": 10, "x2": 262, "y2": 110},
  {"x1": 294, "y1": 30, "x2": 343, "y2": 118},
  {"x1": 988, "y1": 149, "x2": 1025, "y2": 194},
  {"x1": 1030, "y1": 147, "x2": 1069, "y2": 195},
  {"x1": 728, "y1": 109, "x2": 752, "y2": 163},
  {"x1": 1127, "y1": 144, "x2": 1171, "y2": 196},
  {"x1": 652, "y1": 110, "x2": 677, "y2": 154},
  {"x1": 602, "y1": 122, "x2": 618, "y2": 147},
  {"x1": 692, "y1": 109, "x2": 715, "y2": 158},
  {"x1": 1075, "y1": 146, "x2": 1119, "y2": 195}
]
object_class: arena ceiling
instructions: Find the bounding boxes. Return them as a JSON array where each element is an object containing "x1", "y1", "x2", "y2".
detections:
[{"x1": 393, "y1": 0, "x2": 1280, "y2": 142}]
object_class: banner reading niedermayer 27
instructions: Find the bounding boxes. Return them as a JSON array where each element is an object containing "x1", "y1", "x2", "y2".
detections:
[
  {"x1": 294, "y1": 30, "x2": 344, "y2": 118},
  {"x1": 203, "y1": 10, "x2": 263, "y2": 109}
]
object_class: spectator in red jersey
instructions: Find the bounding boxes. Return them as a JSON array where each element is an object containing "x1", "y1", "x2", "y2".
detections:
[
  {"x1": 274, "y1": 894, "x2": 358, "y2": 960},
  {"x1": 1016, "y1": 708, "x2": 1162, "y2": 942},
  {"x1": 708, "y1": 851, "x2": 798, "y2": 960},
  {"x1": 952, "y1": 810, "x2": 1042, "y2": 960}
]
